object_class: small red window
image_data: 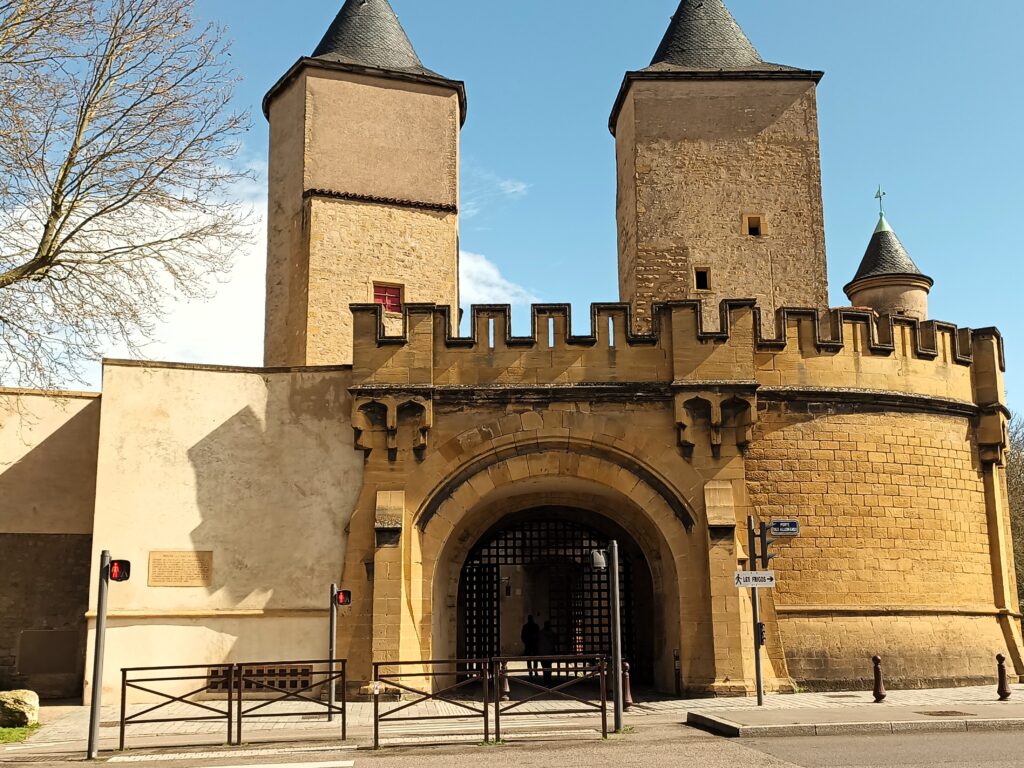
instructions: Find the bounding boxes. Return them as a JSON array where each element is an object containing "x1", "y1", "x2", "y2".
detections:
[{"x1": 373, "y1": 284, "x2": 403, "y2": 313}]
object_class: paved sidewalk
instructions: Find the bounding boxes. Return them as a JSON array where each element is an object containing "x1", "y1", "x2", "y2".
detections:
[{"x1": 8, "y1": 682, "x2": 1024, "y2": 757}]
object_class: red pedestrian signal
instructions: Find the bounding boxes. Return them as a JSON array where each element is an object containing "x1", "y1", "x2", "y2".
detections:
[
  {"x1": 109, "y1": 560, "x2": 131, "y2": 582},
  {"x1": 335, "y1": 589, "x2": 352, "y2": 606}
]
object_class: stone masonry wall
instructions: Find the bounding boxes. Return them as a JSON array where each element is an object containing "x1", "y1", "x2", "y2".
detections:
[
  {"x1": 307, "y1": 197, "x2": 458, "y2": 365},
  {"x1": 0, "y1": 533, "x2": 91, "y2": 699},
  {"x1": 747, "y1": 403, "x2": 1011, "y2": 688},
  {"x1": 616, "y1": 79, "x2": 828, "y2": 332}
]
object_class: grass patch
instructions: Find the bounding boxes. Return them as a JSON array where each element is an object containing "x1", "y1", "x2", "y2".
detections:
[{"x1": 0, "y1": 724, "x2": 40, "y2": 743}]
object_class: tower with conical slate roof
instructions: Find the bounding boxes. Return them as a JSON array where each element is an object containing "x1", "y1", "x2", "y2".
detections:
[
  {"x1": 262, "y1": 0, "x2": 466, "y2": 366},
  {"x1": 610, "y1": 0, "x2": 828, "y2": 332},
  {"x1": 844, "y1": 211, "x2": 933, "y2": 320}
]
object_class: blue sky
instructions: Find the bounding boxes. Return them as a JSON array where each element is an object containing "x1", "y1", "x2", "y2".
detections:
[{"x1": 135, "y1": 0, "x2": 1022, "y2": 408}]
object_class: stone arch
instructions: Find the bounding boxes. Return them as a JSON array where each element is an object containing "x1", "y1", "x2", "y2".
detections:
[
  {"x1": 412, "y1": 443, "x2": 709, "y2": 693},
  {"x1": 416, "y1": 437, "x2": 697, "y2": 532}
]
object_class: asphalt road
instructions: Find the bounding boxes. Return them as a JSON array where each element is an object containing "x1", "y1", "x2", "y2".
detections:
[
  {"x1": 745, "y1": 730, "x2": 1024, "y2": 768},
  {"x1": 6, "y1": 724, "x2": 1024, "y2": 768}
]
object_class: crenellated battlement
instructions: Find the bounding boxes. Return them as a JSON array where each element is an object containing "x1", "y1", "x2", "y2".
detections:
[{"x1": 349, "y1": 300, "x2": 1006, "y2": 417}]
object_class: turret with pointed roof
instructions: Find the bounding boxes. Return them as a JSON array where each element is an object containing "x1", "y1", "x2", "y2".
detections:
[
  {"x1": 611, "y1": 0, "x2": 829, "y2": 333},
  {"x1": 646, "y1": 0, "x2": 799, "y2": 73},
  {"x1": 262, "y1": 0, "x2": 464, "y2": 367},
  {"x1": 263, "y1": 0, "x2": 465, "y2": 120},
  {"x1": 312, "y1": 0, "x2": 438, "y2": 77},
  {"x1": 845, "y1": 212, "x2": 933, "y2": 320}
]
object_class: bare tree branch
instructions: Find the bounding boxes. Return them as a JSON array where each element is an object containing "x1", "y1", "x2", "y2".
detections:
[
  {"x1": 1008, "y1": 413, "x2": 1024, "y2": 611},
  {"x1": 0, "y1": 0, "x2": 253, "y2": 388}
]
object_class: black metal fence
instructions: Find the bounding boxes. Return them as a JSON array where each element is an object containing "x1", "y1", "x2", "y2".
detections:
[
  {"x1": 118, "y1": 659, "x2": 346, "y2": 751},
  {"x1": 372, "y1": 659, "x2": 490, "y2": 749},
  {"x1": 236, "y1": 659, "x2": 347, "y2": 745},
  {"x1": 492, "y1": 655, "x2": 608, "y2": 742},
  {"x1": 119, "y1": 655, "x2": 608, "y2": 752},
  {"x1": 119, "y1": 664, "x2": 233, "y2": 751}
]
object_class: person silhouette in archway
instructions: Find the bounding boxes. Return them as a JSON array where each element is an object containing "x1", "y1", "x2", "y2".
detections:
[
  {"x1": 539, "y1": 620, "x2": 558, "y2": 686},
  {"x1": 521, "y1": 615, "x2": 540, "y2": 676}
]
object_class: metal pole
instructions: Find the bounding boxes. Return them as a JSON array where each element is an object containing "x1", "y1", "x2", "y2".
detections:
[
  {"x1": 87, "y1": 550, "x2": 111, "y2": 759},
  {"x1": 747, "y1": 517, "x2": 764, "y2": 707},
  {"x1": 328, "y1": 584, "x2": 337, "y2": 722},
  {"x1": 609, "y1": 540, "x2": 624, "y2": 732}
]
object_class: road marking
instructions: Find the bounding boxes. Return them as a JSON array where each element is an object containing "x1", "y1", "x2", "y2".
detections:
[{"x1": 109, "y1": 746, "x2": 355, "y2": 763}]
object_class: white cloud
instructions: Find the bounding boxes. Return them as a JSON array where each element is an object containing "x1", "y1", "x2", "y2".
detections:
[
  {"x1": 460, "y1": 250, "x2": 539, "y2": 307},
  {"x1": 461, "y1": 167, "x2": 530, "y2": 219},
  {"x1": 87, "y1": 198, "x2": 266, "y2": 386},
  {"x1": 498, "y1": 179, "x2": 529, "y2": 198},
  {"x1": 83, "y1": 224, "x2": 536, "y2": 388}
]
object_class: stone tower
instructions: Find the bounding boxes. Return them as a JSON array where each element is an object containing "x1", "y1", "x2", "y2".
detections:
[
  {"x1": 844, "y1": 211, "x2": 933, "y2": 320},
  {"x1": 610, "y1": 0, "x2": 828, "y2": 332},
  {"x1": 262, "y1": 0, "x2": 466, "y2": 366}
]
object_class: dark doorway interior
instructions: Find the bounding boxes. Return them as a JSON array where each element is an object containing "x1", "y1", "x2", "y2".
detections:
[{"x1": 457, "y1": 509, "x2": 654, "y2": 682}]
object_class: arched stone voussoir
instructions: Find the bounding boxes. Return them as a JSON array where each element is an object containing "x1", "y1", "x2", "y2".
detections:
[{"x1": 414, "y1": 434, "x2": 698, "y2": 532}]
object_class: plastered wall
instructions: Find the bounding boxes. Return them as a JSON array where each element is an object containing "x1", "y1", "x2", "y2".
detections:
[{"x1": 85, "y1": 363, "x2": 363, "y2": 699}]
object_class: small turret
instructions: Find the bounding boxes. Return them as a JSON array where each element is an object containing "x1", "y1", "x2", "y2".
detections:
[{"x1": 844, "y1": 205, "x2": 933, "y2": 321}]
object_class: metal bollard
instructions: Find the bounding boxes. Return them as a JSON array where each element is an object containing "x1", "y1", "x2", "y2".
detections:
[
  {"x1": 500, "y1": 661, "x2": 510, "y2": 702},
  {"x1": 622, "y1": 661, "x2": 634, "y2": 711},
  {"x1": 997, "y1": 654, "x2": 1011, "y2": 701},
  {"x1": 872, "y1": 656, "x2": 887, "y2": 703}
]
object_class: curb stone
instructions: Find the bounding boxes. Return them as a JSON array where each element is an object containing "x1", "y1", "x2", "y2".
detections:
[{"x1": 686, "y1": 712, "x2": 1024, "y2": 738}]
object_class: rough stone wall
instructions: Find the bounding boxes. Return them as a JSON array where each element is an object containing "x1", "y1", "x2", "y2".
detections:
[
  {"x1": 0, "y1": 390, "x2": 99, "y2": 699},
  {"x1": 615, "y1": 79, "x2": 828, "y2": 332},
  {"x1": 307, "y1": 197, "x2": 458, "y2": 365},
  {"x1": 747, "y1": 404, "x2": 1011, "y2": 687},
  {"x1": 0, "y1": 534, "x2": 91, "y2": 699},
  {"x1": 264, "y1": 74, "x2": 310, "y2": 367},
  {"x1": 263, "y1": 67, "x2": 460, "y2": 367}
]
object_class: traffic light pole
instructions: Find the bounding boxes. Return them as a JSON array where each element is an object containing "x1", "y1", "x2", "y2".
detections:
[
  {"x1": 747, "y1": 517, "x2": 764, "y2": 707},
  {"x1": 609, "y1": 540, "x2": 624, "y2": 733},
  {"x1": 328, "y1": 584, "x2": 338, "y2": 723},
  {"x1": 87, "y1": 550, "x2": 111, "y2": 759}
]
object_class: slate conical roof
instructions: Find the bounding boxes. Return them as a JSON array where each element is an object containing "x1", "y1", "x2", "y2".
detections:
[
  {"x1": 847, "y1": 214, "x2": 933, "y2": 289},
  {"x1": 645, "y1": 0, "x2": 800, "y2": 73},
  {"x1": 312, "y1": 0, "x2": 439, "y2": 77}
]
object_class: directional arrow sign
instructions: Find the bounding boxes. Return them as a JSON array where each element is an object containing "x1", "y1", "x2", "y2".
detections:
[{"x1": 735, "y1": 571, "x2": 776, "y2": 589}]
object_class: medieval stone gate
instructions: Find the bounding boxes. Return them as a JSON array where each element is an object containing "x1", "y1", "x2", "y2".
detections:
[{"x1": 457, "y1": 509, "x2": 653, "y2": 682}]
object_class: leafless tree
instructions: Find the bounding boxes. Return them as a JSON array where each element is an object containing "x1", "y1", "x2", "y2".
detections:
[
  {"x1": 0, "y1": 0, "x2": 252, "y2": 388},
  {"x1": 1008, "y1": 413, "x2": 1023, "y2": 609}
]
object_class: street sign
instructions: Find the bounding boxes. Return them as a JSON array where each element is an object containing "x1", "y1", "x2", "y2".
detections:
[
  {"x1": 735, "y1": 571, "x2": 776, "y2": 589},
  {"x1": 771, "y1": 519, "x2": 800, "y2": 537}
]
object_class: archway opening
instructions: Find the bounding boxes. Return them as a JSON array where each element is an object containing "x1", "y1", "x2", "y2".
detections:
[{"x1": 455, "y1": 507, "x2": 655, "y2": 683}]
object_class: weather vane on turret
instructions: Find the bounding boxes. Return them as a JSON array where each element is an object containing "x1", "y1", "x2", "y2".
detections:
[{"x1": 875, "y1": 186, "x2": 887, "y2": 217}]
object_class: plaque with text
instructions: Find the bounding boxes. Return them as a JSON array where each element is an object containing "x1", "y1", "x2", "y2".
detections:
[{"x1": 148, "y1": 551, "x2": 213, "y2": 587}]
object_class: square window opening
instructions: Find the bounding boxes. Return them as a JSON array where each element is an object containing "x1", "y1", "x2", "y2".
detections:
[
  {"x1": 695, "y1": 269, "x2": 711, "y2": 291},
  {"x1": 746, "y1": 216, "x2": 763, "y2": 238},
  {"x1": 373, "y1": 283, "x2": 403, "y2": 314}
]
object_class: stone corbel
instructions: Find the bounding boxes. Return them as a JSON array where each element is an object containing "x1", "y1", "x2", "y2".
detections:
[
  {"x1": 674, "y1": 391, "x2": 758, "y2": 453},
  {"x1": 674, "y1": 394, "x2": 696, "y2": 449},
  {"x1": 732, "y1": 394, "x2": 758, "y2": 448},
  {"x1": 352, "y1": 395, "x2": 433, "y2": 456},
  {"x1": 977, "y1": 408, "x2": 1008, "y2": 466}
]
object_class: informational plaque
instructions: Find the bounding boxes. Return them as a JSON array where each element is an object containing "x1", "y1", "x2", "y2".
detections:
[{"x1": 148, "y1": 551, "x2": 213, "y2": 587}]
